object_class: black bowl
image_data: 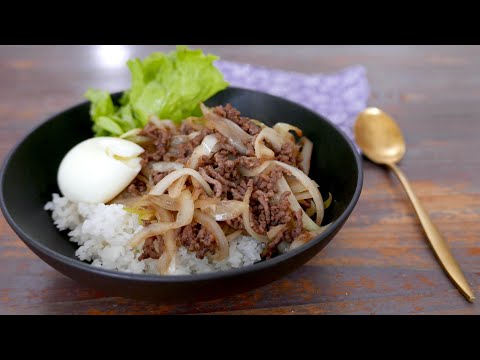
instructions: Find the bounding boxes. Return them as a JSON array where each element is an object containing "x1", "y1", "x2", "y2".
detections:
[{"x1": 0, "y1": 87, "x2": 362, "y2": 302}]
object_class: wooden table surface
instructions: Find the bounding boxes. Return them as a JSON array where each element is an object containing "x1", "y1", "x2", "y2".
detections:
[{"x1": 1, "y1": 45, "x2": 479, "y2": 315}]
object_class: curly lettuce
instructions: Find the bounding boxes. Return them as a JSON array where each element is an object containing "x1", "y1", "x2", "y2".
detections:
[{"x1": 84, "y1": 46, "x2": 229, "y2": 136}]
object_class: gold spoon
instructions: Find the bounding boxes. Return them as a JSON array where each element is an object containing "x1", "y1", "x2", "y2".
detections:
[{"x1": 354, "y1": 107, "x2": 475, "y2": 303}]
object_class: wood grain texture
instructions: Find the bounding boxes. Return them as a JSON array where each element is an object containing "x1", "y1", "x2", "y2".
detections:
[{"x1": 1, "y1": 45, "x2": 479, "y2": 315}]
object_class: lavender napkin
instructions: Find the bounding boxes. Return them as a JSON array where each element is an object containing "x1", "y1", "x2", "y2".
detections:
[{"x1": 216, "y1": 61, "x2": 370, "y2": 147}]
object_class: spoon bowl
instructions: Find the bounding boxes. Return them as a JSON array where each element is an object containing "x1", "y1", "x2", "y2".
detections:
[{"x1": 354, "y1": 107, "x2": 406, "y2": 165}]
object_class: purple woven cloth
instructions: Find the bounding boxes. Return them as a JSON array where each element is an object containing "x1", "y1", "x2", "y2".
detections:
[{"x1": 216, "y1": 61, "x2": 370, "y2": 148}]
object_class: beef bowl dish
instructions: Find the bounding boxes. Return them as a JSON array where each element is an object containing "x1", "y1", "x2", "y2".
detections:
[{"x1": 0, "y1": 47, "x2": 362, "y2": 301}]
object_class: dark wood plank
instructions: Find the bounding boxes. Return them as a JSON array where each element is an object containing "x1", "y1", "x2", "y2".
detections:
[{"x1": 1, "y1": 45, "x2": 479, "y2": 314}]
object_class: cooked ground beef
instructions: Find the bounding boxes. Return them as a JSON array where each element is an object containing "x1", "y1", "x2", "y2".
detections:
[
  {"x1": 246, "y1": 136, "x2": 257, "y2": 157},
  {"x1": 151, "y1": 170, "x2": 174, "y2": 185},
  {"x1": 128, "y1": 178, "x2": 147, "y2": 196},
  {"x1": 139, "y1": 123, "x2": 172, "y2": 166},
  {"x1": 261, "y1": 209, "x2": 304, "y2": 259},
  {"x1": 238, "y1": 156, "x2": 261, "y2": 169},
  {"x1": 205, "y1": 165, "x2": 238, "y2": 188},
  {"x1": 230, "y1": 179, "x2": 250, "y2": 201},
  {"x1": 199, "y1": 167, "x2": 223, "y2": 198},
  {"x1": 214, "y1": 132, "x2": 239, "y2": 155},
  {"x1": 127, "y1": 104, "x2": 308, "y2": 261},
  {"x1": 226, "y1": 216, "x2": 245, "y2": 231},
  {"x1": 179, "y1": 122, "x2": 198, "y2": 135},
  {"x1": 247, "y1": 167, "x2": 290, "y2": 234},
  {"x1": 177, "y1": 223, "x2": 217, "y2": 259},
  {"x1": 128, "y1": 171, "x2": 172, "y2": 194},
  {"x1": 213, "y1": 103, "x2": 261, "y2": 136},
  {"x1": 252, "y1": 167, "x2": 285, "y2": 199},
  {"x1": 275, "y1": 142, "x2": 302, "y2": 167},
  {"x1": 199, "y1": 161, "x2": 295, "y2": 238},
  {"x1": 262, "y1": 228, "x2": 287, "y2": 259},
  {"x1": 139, "y1": 236, "x2": 164, "y2": 260},
  {"x1": 140, "y1": 122, "x2": 212, "y2": 165},
  {"x1": 197, "y1": 133, "x2": 244, "y2": 199},
  {"x1": 291, "y1": 209, "x2": 304, "y2": 239},
  {"x1": 163, "y1": 128, "x2": 213, "y2": 163},
  {"x1": 270, "y1": 191, "x2": 293, "y2": 226}
]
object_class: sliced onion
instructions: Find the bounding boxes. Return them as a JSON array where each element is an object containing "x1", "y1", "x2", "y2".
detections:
[
  {"x1": 149, "y1": 168, "x2": 214, "y2": 197},
  {"x1": 287, "y1": 179, "x2": 306, "y2": 193},
  {"x1": 129, "y1": 222, "x2": 174, "y2": 248},
  {"x1": 254, "y1": 128, "x2": 284, "y2": 160},
  {"x1": 129, "y1": 135, "x2": 152, "y2": 144},
  {"x1": 150, "y1": 162, "x2": 184, "y2": 173},
  {"x1": 295, "y1": 191, "x2": 313, "y2": 201},
  {"x1": 298, "y1": 136, "x2": 313, "y2": 175},
  {"x1": 239, "y1": 159, "x2": 319, "y2": 182},
  {"x1": 193, "y1": 210, "x2": 229, "y2": 261},
  {"x1": 194, "y1": 198, "x2": 221, "y2": 208},
  {"x1": 277, "y1": 176, "x2": 321, "y2": 231},
  {"x1": 119, "y1": 128, "x2": 142, "y2": 139},
  {"x1": 147, "y1": 194, "x2": 180, "y2": 211},
  {"x1": 306, "y1": 205, "x2": 316, "y2": 217},
  {"x1": 157, "y1": 252, "x2": 170, "y2": 275},
  {"x1": 200, "y1": 103, "x2": 252, "y2": 154},
  {"x1": 289, "y1": 232, "x2": 314, "y2": 251},
  {"x1": 287, "y1": 177, "x2": 320, "y2": 193},
  {"x1": 174, "y1": 191, "x2": 195, "y2": 227},
  {"x1": 242, "y1": 186, "x2": 269, "y2": 242},
  {"x1": 323, "y1": 192, "x2": 333, "y2": 209},
  {"x1": 119, "y1": 128, "x2": 151, "y2": 144},
  {"x1": 170, "y1": 135, "x2": 189, "y2": 146},
  {"x1": 277, "y1": 240, "x2": 290, "y2": 254},
  {"x1": 166, "y1": 134, "x2": 222, "y2": 201},
  {"x1": 273, "y1": 161, "x2": 324, "y2": 225},
  {"x1": 168, "y1": 177, "x2": 186, "y2": 199},
  {"x1": 186, "y1": 134, "x2": 221, "y2": 169},
  {"x1": 129, "y1": 190, "x2": 194, "y2": 248},
  {"x1": 267, "y1": 224, "x2": 287, "y2": 240},
  {"x1": 273, "y1": 123, "x2": 303, "y2": 138},
  {"x1": 238, "y1": 159, "x2": 323, "y2": 225},
  {"x1": 155, "y1": 208, "x2": 176, "y2": 275},
  {"x1": 167, "y1": 133, "x2": 215, "y2": 198},
  {"x1": 155, "y1": 206, "x2": 174, "y2": 222},
  {"x1": 226, "y1": 230, "x2": 243, "y2": 242},
  {"x1": 150, "y1": 203, "x2": 166, "y2": 223},
  {"x1": 201, "y1": 200, "x2": 247, "y2": 221},
  {"x1": 238, "y1": 160, "x2": 272, "y2": 177},
  {"x1": 182, "y1": 116, "x2": 206, "y2": 132},
  {"x1": 250, "y1": 119, "x2": 268, "y2": 129},
  {"x1": 191, "y1": 185, "x2": 204, "y2": 201},
  {"x1": 187, "y1": 131, "x2": 201, "y2": 139},
  {"x1": 149, "y1": 116, "x2": 177, "y2": 133},
  {"x1": 290, "y1": 223, "x2": 332, "y2": 250}
]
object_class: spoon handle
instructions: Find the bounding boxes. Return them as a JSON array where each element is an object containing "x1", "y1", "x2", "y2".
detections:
[{"x1": 387, "y1": 163, "x2": 475, "y2": 302}]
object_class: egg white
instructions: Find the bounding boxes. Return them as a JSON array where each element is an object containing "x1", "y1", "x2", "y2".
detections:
[{"x1": 57, "y1": 137, "x2": 145, "y2": 204}]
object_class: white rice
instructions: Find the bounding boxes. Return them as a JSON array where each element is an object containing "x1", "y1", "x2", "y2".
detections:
[{"x1": 44, "y1": 193, "x2": 264, "y2": 275}]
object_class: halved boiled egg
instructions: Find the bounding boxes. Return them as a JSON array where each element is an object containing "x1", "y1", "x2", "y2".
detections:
[{"x1": 58, "y1": 137, "x2": 145, "y2": 204}]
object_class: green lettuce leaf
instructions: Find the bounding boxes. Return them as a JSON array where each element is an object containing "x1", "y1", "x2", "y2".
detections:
[
  {"x1": 84, "y1": 46, "x2": 229, "y2": 136},
  {"x1": 84, "y1": 89, "x2": 119, "y2": 136},
  {"x1": 84, "y1": 89, "x2": 116, "y2": 120}
]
